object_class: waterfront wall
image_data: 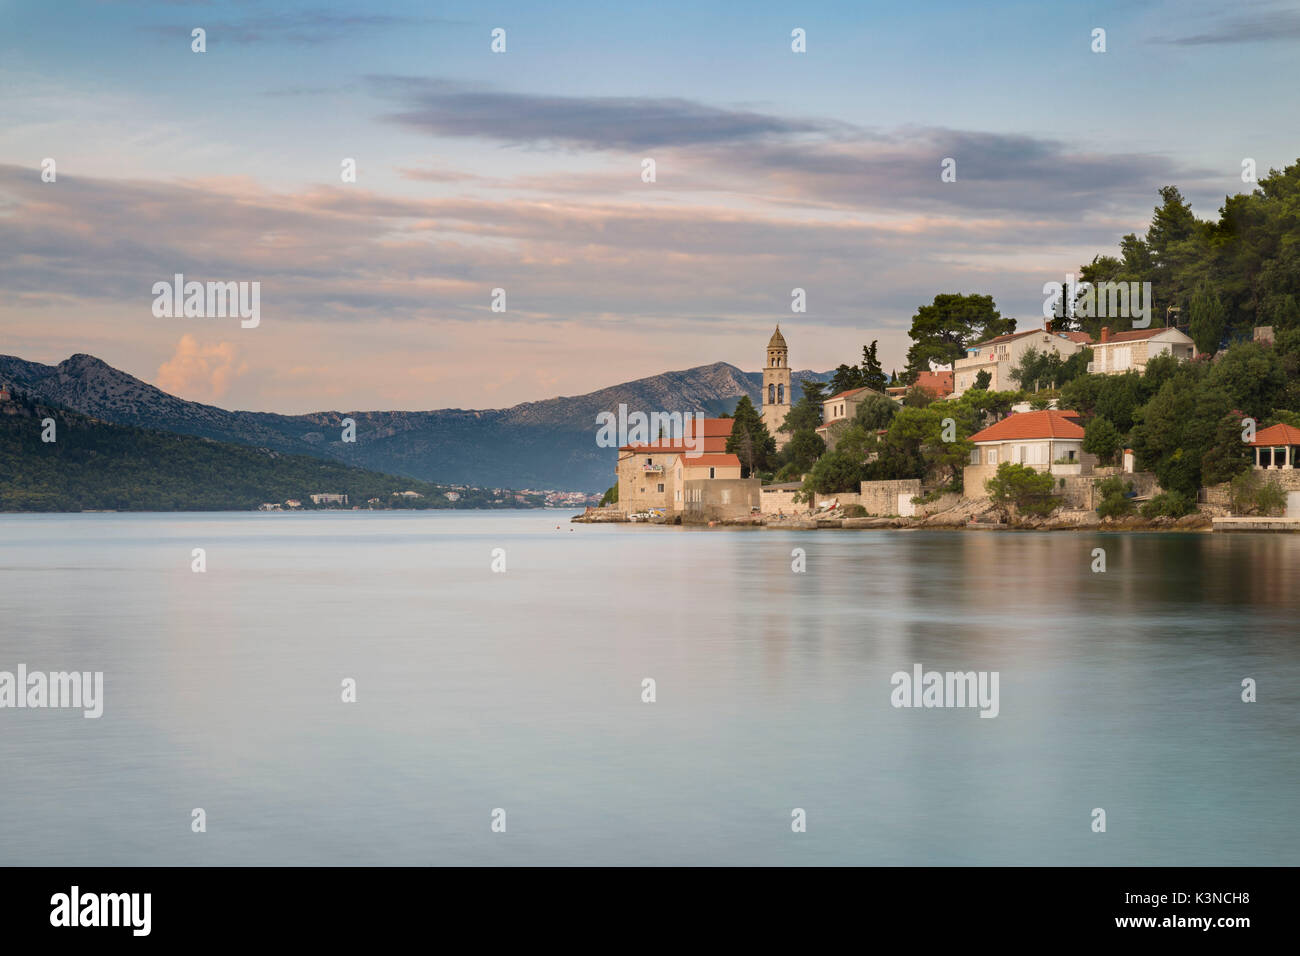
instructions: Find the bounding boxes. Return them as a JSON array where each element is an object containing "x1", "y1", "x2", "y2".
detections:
[
  {"x1": 683, "y1": 478, "x2": 761, "y2": 522},
  {"x1": 759, "y1": 486, "x2": 805, "y2": 515},
  {"x1": 1204, "y1": 469, "x2": 1300, "y2": 511},
  {"x1": 858, "y1": 479, "x2": 922, "y2": 516}
]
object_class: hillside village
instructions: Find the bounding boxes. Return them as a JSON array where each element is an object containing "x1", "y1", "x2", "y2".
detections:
[
  {"x1": 586, "y1": 165, "x2": 1300, "y2": 532},
  {"x1": 588, "y1": 318, "x2": 1300, "y2": 531}
]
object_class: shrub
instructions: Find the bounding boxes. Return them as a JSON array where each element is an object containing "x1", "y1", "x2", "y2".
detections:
[
  {"x1": 842, "y1": 504, "x2": 867, "y2": 518},
  {"x1": 1140, "y1": 490, "x2": 1195, "y2": 518},
  {"x1": 803, "y1": 449, "x2": 864, "y2": 495},
  {"x1": 1094, "y1": 475, "x2": 1134, "y2": 518},
  {"x1": 1230, "y1": 470, "x2": 1288, "y2": 516},
  {"x1": 985, "y1": 462, "x2": 1057, "y2": 517}
]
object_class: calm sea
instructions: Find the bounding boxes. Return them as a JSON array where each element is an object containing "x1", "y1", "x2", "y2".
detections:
[{"x1": 1, "y1": 510, "x2": 1297, "y2": 866}]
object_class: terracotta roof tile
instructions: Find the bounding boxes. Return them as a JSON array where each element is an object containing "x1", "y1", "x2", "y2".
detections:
[
  {"x1": 1250, "y1": 423, "x2": 1300, "y2": 447},
  {"x1": 969, "y1": 410, "x2": 1085, "y2": 443},
  {"x1": 680, "y1": 454, "x2": 742, "y2": 469},
  {"x1": 1099, "y1": 328, "x2": 1183, "y2": 344}
]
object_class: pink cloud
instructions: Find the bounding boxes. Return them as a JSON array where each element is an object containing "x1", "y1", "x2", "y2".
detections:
[{"x1": 156, "y1": 335, "x2": 248, "y2": 402}]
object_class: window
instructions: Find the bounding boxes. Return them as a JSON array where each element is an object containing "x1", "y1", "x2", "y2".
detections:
[
  {"x1": 986, "y1": 449, "x2": 998, "y2": 465},
  {"x1": 645, "y1": 457, "x2": 652, "y2": 465},
  {"x1": 970, "y1": 449, "x2": 980, "y2": 464},
  {"x1": 709, "y1": 467, "x2": 716, "y2": 478},
  {"x1": 768, "y1": 384, "x2": 775, "y2": 404},
  {"x1": 657, "y1": 483, "x2": 664, "y2": 493},
  {"x1": 675, "y1": 489, "x2": 681, "y2": 501},
  {"x1": 777, "y1": 383, "x2": 784, "y2": 404},
  {"x1": 1113, "y1": 347, "x2": 1131, "y2": 370}
]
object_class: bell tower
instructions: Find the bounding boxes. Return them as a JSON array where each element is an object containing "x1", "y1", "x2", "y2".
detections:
[{"x1": 762, "y1": 325, "x2": 791, "y2": 446}]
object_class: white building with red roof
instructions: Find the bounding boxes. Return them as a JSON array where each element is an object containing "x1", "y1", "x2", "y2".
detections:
[
  {"x1": 963, "y1": 409, "x2": 1096, "y2": 493},
  {"x1": 1087, "y1": 326, "x2": 1196, "y2": 375},
  {"x1": 952, "y1": 325, "x2": 1092, "y2": 396}
]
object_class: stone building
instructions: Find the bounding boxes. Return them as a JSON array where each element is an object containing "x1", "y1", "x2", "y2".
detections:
[
  {"x1": 952, "y1": 326, "x2": 1091, "y2": 396},
  {"x1": 761, "y1": 325, "x2": 792, "y2": 448},
  {"x1": 1087, "y1": 326, "x2": 1196, "y2": 375}
]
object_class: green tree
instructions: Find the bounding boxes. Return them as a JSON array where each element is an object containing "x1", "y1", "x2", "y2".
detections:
[
  {"x1": 1200, "y1": 411, "x2": 1252, "y2": 486},
  {"x1": 799, "y1": 379, "x2": 829, "y2": 405},
  {"x1": 1230, "y1": 470, "x2": 1288, "y2": 516},
  {"x1": 1094, "y1": 476, "x2": 1135, "y2": 518},
  {"x1": 1188, "y1": 283, "x2": 1227, "y2": 355},
  {"x1": 1205, "y1": 341, "x2": 1286, "y2": 419},
  {"x1": 781, "y1": 395, "x2": 823, "y2": 434},
  {"x1": 902, "y1": 385, "x2": 934, "y2": 408},
  {"x1": 1082, "y1": 416, "x2": 1121, "y2": 466},
  {"x1": 725, "y1": 395, "x2": 775, "y2": 476},
  {"x1": 599, "y1": 484, "x2": 618, "y2": 506},
  {"x1": 904, "y1": 293, "x2": 1015, "y2": 380},
  {"x1": 827, "y1": 364, "x2": 865, "y2": 396},
  {"x1": 972, "y1": 369, "x2": 992, "y2": 391},
  {"x1": 985, "y1": 462, "x2": 1057, "y2": 518},
  {"x1": 852, "y1": 392, "x2": 898, "y2": 431},
  {"x1": 784, "y1": 429, "x2": 825, "y2": 473},
  {"x1": 1130, "y1": 378, "x2": 1233, "y2": 496},
  {"x1": 803, "y1": 449, "x2": 864, "y2": 495},
  {"x1": 860, "y1": 340, "x2": 888, "y2": 393}
]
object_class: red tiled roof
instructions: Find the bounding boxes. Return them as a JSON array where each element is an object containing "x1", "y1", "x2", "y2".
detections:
[
  {"x1": 1058, "y1": 331, "x2": 1093, "y2": 344},
  {"x1": 823, "y1": 386, "x2": 872, "y2": 403},
  {"x1": 1098, "y1": 328, "x2": 1185, "y2": 344},
  {"x1": 681, "y1": 454, "x2": 742, "y2": 469},
  {"x1": 619, "y1": 416, "x2": 733, "y2": 452},
  {"x1": 969, "y1": 410, "x2": 1085, "y2": 443},
  {"x1": 971, "y1": 328, "x2": 1037, "y2": 348},
  {"x1": 914, "y1": 370, "x2": 954, "y2": 397},
  {"x1": 1250, "y1": 423, "x2": 1300, "y2": 447}
]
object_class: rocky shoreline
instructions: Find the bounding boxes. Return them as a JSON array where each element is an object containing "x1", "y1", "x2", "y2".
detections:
[{"x1": 573, "y1": 504, "x2": 1216, "y2": 531}]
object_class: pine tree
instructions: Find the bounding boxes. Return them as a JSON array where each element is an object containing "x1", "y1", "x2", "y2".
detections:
[{"x1": 726, "y1": 395, "x2": 775, "y2": 476}]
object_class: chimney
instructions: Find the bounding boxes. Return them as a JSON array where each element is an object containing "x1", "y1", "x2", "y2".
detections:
[{"x1": 1100, "y1": 326, "x2": 1110, "y2": 343}]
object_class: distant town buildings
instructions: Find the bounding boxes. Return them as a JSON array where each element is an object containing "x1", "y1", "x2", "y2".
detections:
[{"x1": 310, "y1": 493, "x2": 348, "y2": 506}]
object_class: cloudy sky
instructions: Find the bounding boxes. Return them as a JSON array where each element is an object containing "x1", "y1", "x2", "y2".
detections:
[{"x1": 1, "y1": 0, "x2": 1297, "y2": 412}]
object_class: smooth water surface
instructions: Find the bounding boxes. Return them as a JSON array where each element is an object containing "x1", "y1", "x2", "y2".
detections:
[{"x1": 1, "y1": 511, "x2": 1297, "y2": 865}]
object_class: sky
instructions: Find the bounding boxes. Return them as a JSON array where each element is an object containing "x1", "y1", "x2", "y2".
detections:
[{"x1": 1, "y1": 0, "x2": 1298, "y2": 412}]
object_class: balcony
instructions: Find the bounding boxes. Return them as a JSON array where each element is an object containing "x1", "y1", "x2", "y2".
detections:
[{"x1": 642, "y1": 463, "x2": 665, "y2": 474}]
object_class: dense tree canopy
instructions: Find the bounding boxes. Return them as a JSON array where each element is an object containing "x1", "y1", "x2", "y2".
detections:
[{"x1": 904, "y1": 293, "x2": 1015, "y2": 380}]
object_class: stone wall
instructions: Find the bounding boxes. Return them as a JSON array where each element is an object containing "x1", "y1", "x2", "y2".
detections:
[
  {"x1": 962, "y1": 463, "x2": 999, "y2": 499},
  {"x1": 1204, "y1": 469, "x2": 1300, "y2": 511},
  {"x1": 683, "y1": 478, "x2": 762, "y2": 522},
  {"x1": 759, "y1": 487, "x2": 805, "y2": 515},
  {"x1": 1053, "y1": 471, "x2": 1159, "y2": 509},
  {"x1": 858, "y1": 479, "x2": 922, "y2": 517}
]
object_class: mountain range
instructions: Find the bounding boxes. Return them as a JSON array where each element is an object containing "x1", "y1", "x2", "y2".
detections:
[{"x1": 0, "y1": 354, "x2": 832, "y2": 491}]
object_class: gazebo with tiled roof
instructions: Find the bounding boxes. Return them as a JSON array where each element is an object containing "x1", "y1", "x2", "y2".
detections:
[{"x1": 1249, "y1": 423, "x2": 1300, "y2": 470}]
